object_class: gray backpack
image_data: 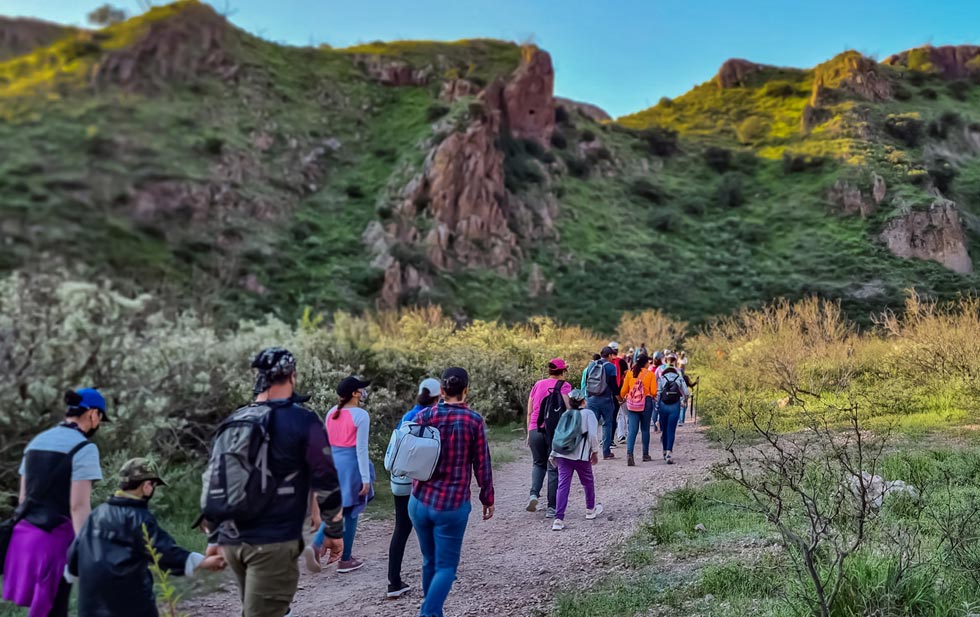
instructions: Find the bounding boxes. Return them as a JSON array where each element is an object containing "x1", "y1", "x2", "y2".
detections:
[
  {"x1": 585, "y1": 360, "x2": 609, "y2": 396},
  {"x1": 385, "y1": 421, "x2": 442, "y2": 481},
  {"x1": 200, "y1": 403, "x2": 278, "y2": 525}
]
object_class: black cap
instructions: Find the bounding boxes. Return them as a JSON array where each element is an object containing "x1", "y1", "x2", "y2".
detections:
[
  {"x1": 442, "y1": 367, "x2": 469, "y2": 389},
  {"x1": 337, "y1": 376, "x2": 371, "y2": 399},
  {"x1": 600, "y1": 346, "x2": 615, "y2": 358}
]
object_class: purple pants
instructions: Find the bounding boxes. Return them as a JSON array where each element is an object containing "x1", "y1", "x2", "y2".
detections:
[
  {"x1": 554, "y1": 458, "x2": 596, "y2": 521},
  {"x1": 2, "y1": 520, "x2": 74, "y2": 617}
]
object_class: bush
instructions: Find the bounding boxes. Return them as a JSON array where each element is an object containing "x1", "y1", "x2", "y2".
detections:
[
  {"x1": 782, "y1": 152, "x2": 826, "y2": 174},
  {"x1": 928, "y1": 159, "x2": 958, "y2": 193},
  {"x1": 716, "y1": 173, "x2": 744, "y2": 208},
  {"x1": 425, "y1": 103, "x2": 450, "y2": 122},
  {"x1": 638, "y1": 126, "x2": 679, "y2": 157},
  {"x1": 658, "y1": 96, "x2": 673, "y2": 108},
  {"x1": 631, "y1": 178, "x2": 665, "y2": 204},
  {"x1": 501, "y1": 136, "x2": 546, "y2": 191},
  {"x1": 735, "y1": 116, "x2": 769, "y2": 144},
  {"x1": 884, "y1": 113, "x2": 924, "y2": 148},
  {"x1": 580, "y1": 129, "x2": 596, "y2": 143},
  {"x1": 948, "y1": 80, "x2": 971, "y2": 101},
  {"x1": 554, "y1": 106, "x2": 570, "y2": 124},
  {"x1": 704, "y1": 146, "x2": 733, "y2": 173},
  {"x1": 563, "y1": 154, "x2": 591, "y2": 179},
  {"x1": 761, "y1": 80, "x2": 795, "y2": 98},
  {"x1": 344, "y1": 184, "x2": 366, "y2": 199},
  {"x1": 920, "y1": 87, "x2": 938, "y2": 100},
  {"x1": 893, "y1": 84, "x2": 913, "y2": 101},
  {"x1": 550, "y1": 132, "x2": 568, "y2": 149}
]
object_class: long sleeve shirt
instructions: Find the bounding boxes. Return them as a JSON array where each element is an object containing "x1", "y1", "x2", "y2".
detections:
[
  {"x1": 656, "y1": 370, "x2": 690, "y2": 403},
  {"x1": 412, "y1": 402, "x2": 494, "y2": 511},
  {"x1": 326, "y1": 406, "x2": 372, "y2": 484}
]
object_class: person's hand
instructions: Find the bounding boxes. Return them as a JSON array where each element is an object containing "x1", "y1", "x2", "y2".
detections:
[
  {"x1": 525, "y1": 432, "x2": 530, "y2": 447},
  {"x1": 319, "y1": 537, "x2": 343, "y2": 564},
  {"x1": 483, "y1": 505, "x2": 495, "y2": 520},
  {"x1": 590, "y1": 452, "x2": 599, "y2": 466},
  {"x1": 549, "y1": 456, "x2": 557, "y2": 467},
  {"x1": 199, "y1": 554, "x2": 226, "y2": 572},
  {"x1": 205, "y1": 544, "x2": 222, "y2": 558},
  {"x1": 309, "y1": 507, "x2": 322, "y2": 533},
  {"x1": 359, "y1": 483, "x2": 371, "y2": 496}
]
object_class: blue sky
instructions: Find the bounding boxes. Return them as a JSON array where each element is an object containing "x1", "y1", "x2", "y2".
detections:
[{"x1": 8, "y1": 0, "x2": 980, "y2": 117}]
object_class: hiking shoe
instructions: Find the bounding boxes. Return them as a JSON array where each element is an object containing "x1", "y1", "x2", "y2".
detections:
[
  {"x1": 545, "y1": 507, "x2": 556, "y2": 519},
  {"x1": 666, "y1": 453, "x2": 674, "y2": 465},
  {"x1": 551, "y1": 519, "x2": 565, "y2": 531},
  {"x1": 586, "y1": 503, "x2": 604, "y2": 520},
  {"x1": 337, "y1": 558, "x2": 364, "y2": 573},
  {"x1": 603, "y1": 453, "x2": 616, "y2": 460},
  {"x1": 642, "y1": 455, "x2": 653, "y2": 462},
  {"x1": 526, "y1": 495, "x2": 539, "y2": 512},
  {"x1": 387, "y1": 582, "x2": 411, "y2": 598},
  {"x1": 302, "y1": 545, "x2": 321, "y2": 573},
  {"x1": 627, "y1": 455, "x2": 635, "y2": 467}
]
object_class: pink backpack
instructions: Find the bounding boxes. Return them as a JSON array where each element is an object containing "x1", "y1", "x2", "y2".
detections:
[{"x1": 626, "y1": 375, "x2": 647, "y2": 412}]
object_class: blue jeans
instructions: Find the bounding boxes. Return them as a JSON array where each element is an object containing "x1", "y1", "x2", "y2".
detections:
[
  {"x1": 659, "y1": 401, "x2": 682, "y2": 452},
  {"x1": 587, "y1": 395, "x2": 616, "y2": 456},
  {"x1": 409, "y1": 497, "x2": 472, "y2": 617},
  {"x1": 626, "y1": 397, "x2": 653, "y2": 457}
]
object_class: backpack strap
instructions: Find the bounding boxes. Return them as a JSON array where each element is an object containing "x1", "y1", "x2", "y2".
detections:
[{"x1": 66, "y1": 439, "x2": 93, "y2": 460}]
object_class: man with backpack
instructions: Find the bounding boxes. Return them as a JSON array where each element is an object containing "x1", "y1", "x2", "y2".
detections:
[
  {"x1": 584, "y1": 346, "x2": 620, "y2": 459},
  {"x1": 525, "y1": 359, "x2": 572, "y2": 518},
  {"x1": 656, "y1": 356, "x2": 691, "y2": 465},
  {"x1": 203, "y1": 347, "x2": 340, "y2": 617},
  {"x1": 549, "y1": 389, "x2": 602, "y2": 531},
  {"x1": 608, "y1": 342, "x2": 629, "y2": 445}
]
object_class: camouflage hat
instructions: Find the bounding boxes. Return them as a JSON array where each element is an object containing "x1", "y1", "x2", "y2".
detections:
[{"x1": 118, "y1": 458, "x2": 167, "y2": 487}]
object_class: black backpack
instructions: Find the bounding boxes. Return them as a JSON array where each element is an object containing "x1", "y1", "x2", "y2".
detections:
[
  {"x1": 660, "y1": 372, "x2": 682, "y2": 405},
  {"x1": 537, "y1": 380, "x2": 567, "y2": 438},
  {"x1": 200, "y1": 402, "x2": 280, "y2": 526}
]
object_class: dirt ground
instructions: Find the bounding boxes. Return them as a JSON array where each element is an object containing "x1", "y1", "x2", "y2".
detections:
[{"x1": 185, "y1": 424, "x2": 725, "y2": 617}]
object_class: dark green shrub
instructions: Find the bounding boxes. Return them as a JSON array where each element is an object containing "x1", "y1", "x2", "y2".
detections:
[
  {"x1": 893, "y1": 85, "x2": 913, "y2": 101},
  {"x1": 345, "y1": 184, "x2": 366, "y2": 199},
  {"x1": 638, "y1": 126, "x2": 679, "y2": 157},
  {"x1": 500, "y1": 136, "x2": 545, "y2": 191},
  {"x1": 920, "y1": 87, "x2": 938, "y2": 100},
  {"x1": 550, "y1": 132, "x2": 568, "y2": 149},
  {"x1": 201, "y1": 136, "x2": 224, "y2": 156},
  {"x1": 522, "y1": 138, "x2": 546, "y2": 159},
  {"x1": 782, "y1": 152, "x2": 826, "y2": 174},
  {"x1": 704, "y1": 146, "x2": 733, "y2": 173},
  {"x1": 762, "y1": 80, "x2": 795, "y2": 98},
  {"x1": 585, "y1": 146, "x2": 612, "y2": 163},
  {"x1": 562, "y1": 153, "x2": 591, "y2": 178},
  {"x1": 554, "y1": 106, "x2": 570, "y2": 124},
  {"x1": 426, "y1": 103, "x2": 450, "y2": 122},
  {"x1": 649, "y1": 210, "x2": 675, "y2": 232},
  {"x1": 631, "y1": 179, "x2": 665, "y2": 204},
  {"x1": 883, "y1": 114, "x2": 924, "y2": 148},
  {"x1": 658, "y1": 96, "x2": 673, "y2": 108},
  {"x1": 580, "y1": 129, "x2": 596, "y2": 142},
  {"x1": 716, "y1": 173, "x2": 744, "y2": 208},
  {"x1": 928, "y1": 159, "x2": 958, "y2": 193},
  {"x1": 948, "y1": 80, "x2": 971, "y2": 101},
  {"x1": 736, "y1": 116, "x2": 769, "y2": 144},
  {"x1": 62, "y1": 38, "x2": 102, "y2": 62}
]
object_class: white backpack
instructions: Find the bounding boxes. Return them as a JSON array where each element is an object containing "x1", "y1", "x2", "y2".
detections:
[{"x1": 384, "y1": 421, "x2": 442, "y2": 481}]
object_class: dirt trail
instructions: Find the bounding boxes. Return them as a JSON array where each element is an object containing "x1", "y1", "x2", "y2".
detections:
[{"x1": 187, "y1": 424, "x2": 724, "y2": 617}]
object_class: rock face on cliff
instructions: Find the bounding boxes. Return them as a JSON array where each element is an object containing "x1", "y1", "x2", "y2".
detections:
[
  {"x1": 811, "y1": 51, "x2": 892, "y2": 105},
  {"x1": 884, "y1": 45, "x2": 980, "y2": 79},
  {"x1": 715, "y1": 59, "x2": 767, "y2": 88},
  {"x1": 0, "y1": 17, "x2": 78, "y2": 61},
  {"x1": 374, "y1": 47, "x2": 557, "y2": 307},
  {"x1": 354, "y1": 55, "x2": 431, "y2": 86},
  {"x1": 555, "y1": 97, "x2": 611, "y2": 123},
  {"x1": 880, "y1": 200, "x2": 973, "y2": 274}
]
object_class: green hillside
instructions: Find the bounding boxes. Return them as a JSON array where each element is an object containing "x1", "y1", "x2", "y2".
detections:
[{"x1": 2, "y1": 2, "x2": 980, "y2": 331}]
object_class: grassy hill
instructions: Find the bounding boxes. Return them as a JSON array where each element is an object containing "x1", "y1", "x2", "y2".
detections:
[{"x1": 3, "y1": 1, "x2": 980, "y2": 332}]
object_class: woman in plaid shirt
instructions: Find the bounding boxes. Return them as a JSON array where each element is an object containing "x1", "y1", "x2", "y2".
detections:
[{"x1": 409, "y1": 367, "x2": 495, "y2": 617}]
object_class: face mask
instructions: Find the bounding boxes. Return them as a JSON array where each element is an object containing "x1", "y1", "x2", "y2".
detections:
[
  {"x1": 359, "y1": 389, "x2": 371, "y2": 405},
  {"x1": 85, "y1": 425, "x2": 100, "y2": 439}
]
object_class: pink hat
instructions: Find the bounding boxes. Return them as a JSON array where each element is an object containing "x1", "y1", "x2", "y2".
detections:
[{"x1": 548, "y1": 358, "x2": 568, "y2": 371}]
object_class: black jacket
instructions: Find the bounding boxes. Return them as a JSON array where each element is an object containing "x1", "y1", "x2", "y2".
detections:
[{"x1": 68, "y1": 495, "x2": 191, "y2": 617}]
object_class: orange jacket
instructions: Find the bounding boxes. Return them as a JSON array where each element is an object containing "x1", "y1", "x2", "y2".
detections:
[{"x1": 620, "y1": 368, "x2": 658, "y2": 400}]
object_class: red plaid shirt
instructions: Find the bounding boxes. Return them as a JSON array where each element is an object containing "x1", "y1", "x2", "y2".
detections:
[{"x1": 412, "y1": 402, "x2": 494, "y2": 511}]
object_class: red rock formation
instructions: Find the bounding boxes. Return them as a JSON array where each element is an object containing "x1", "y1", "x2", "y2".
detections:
[
  {"x1": 715, "y1": 59, "x2": 766, "y2": 88},
  {"x1": 880, "y1": 199, "x2": 972, "y2": 273},
  {"x1": 354, "y1": 56, "x2": 431, "y2": 86},
  {"x1": 503, "y1": 47, "x2": 555, "y2": 145},
  {"x1": 440, "y1": 78, "x2": 478, "y2": 102},
  {"x1": 811, "y1": 51, "x2": 891, "y2": 106},
  {"x1": 883, "y1": 45, "x2": 980, "y2": 79}
]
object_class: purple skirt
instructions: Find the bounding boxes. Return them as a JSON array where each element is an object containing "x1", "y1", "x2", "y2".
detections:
[{"x1": 2, "y1": 519, "x2": 74, "y2": 617}]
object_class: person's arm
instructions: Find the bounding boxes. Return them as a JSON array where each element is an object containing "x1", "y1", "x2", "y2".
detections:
[
  {"x1": 69, "y1": 480, "x2": 92, "y2": 534},
  {"x1": 526, "y1": 394, "x2": 534, "y2": 434},
  {"x1": 679, "y1": 376, "x2": 691, "y2": 398},
  {"x1": 561, "y1": 382, "x2": 572, "y2": 410},
  {"x1": 143, "y1": 516, "x2": 194, "y2": 575},
  {"x1": 18, "y1": 476, "x2": 25, "y2": 505},
  {"x1": 619, "y1": 373, "x2": 630, "y2": 399},
  {"x1": 354, "y1": 410, "x2": 371, "y2": 486},
  {"x1": 306, "y1": 415, "x2": 342, "y2": 518},
  {"x1": 646, "y1": 372, "x2": 658, "y2": 398},
  {"x1": 471, "y1": 418, "x2": 494, "y2": 517}
]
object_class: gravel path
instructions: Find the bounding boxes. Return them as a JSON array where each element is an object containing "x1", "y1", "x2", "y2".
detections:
[{"x1": 186, "y1": 424, "x2": 724, "y2": 617}]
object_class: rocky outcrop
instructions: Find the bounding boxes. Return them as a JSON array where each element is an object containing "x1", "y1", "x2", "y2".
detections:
[
  {"x1": 883, "y1": 45, "x2": 980, "y2": 79},
  {"x1": 354, "y1": 56, "x2": 431, "y2": 86},
  {"x1": 880, "y1": 199, "x2": 972, "y2": 273},
  {"x1": 503, "y1": 47, "x2": 555, "y2": 145},
  {"x1": 555, "y1": 97, "x2": 611, "y2": 123},
  {"x1": 829, "y1": 172, "x2": 887, "y2": 218},
  {"x1": 715, "y1": 59, "x2": 767, "y2": 88},
  {"x1": 373, "y1": 47, "x2": 559, "y2": 307},
  {"x1": 811, "y1": 51, "x2": 891, "y2": 106},
  {"x1": 440, "y1": 78, "x2": 478, "y2": 102},
  {"x1": 0, "y1": 17, "x2": 79, "y2": 62},
  {"x1": 93, "y1": 3, "x2": 239, "y2": 88}
]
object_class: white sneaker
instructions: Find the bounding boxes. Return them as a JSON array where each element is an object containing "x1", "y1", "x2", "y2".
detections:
[
  {"x1": 526, "y1": 495, "x2": 539, "y2": 512},
  {"x1": 552, "y1": 519, "x2": 565, "y2": 531},
  {"x1": 585, "y1": 503, "x2": 604, "y2": 520},
  {"x1": 301, "y1": 546, "x2": 321, "y2": 573}
]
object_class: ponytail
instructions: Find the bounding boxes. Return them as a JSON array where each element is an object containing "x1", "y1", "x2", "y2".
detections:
[
  {"x1": 332, "y1": 395, "x2": 353, "y2": 420},
  {"x1": 632, "y1": 354, "x2": 650, "y2": 378}
]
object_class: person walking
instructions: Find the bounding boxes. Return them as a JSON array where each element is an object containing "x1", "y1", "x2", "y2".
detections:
[
  {"x1": 67, "y1": 458, "x2": 225, "y2": 616},
  {"x1": 619, "y1": 354, "x2": 658, "y2": 466},
  {"x1": 550, "y1": 389, "x2": 602, "y2": 531},
  {"x1": 608, "y1": 342, "x2": 628, "y2": 445},
  {"x1": 656, "y1": 358, "x2": 690, "y2": 465},
  {"x1": 322, "y1": 375, "x2": 376, "y2": 574},
  {"x1": 386, "y1": 377, "x2": 441, "y2": 599},
  {"x1": 409, "y1": 367, "x2": 494, "y2": 617},
  {"x1": 525, "y1": 359, "x2": 571, "y2": 518},
  {"x1": 3, "y1": 388, "x2": 107, "y2": 617},
  {"x1": 584, "y1": 347, "x2": 620, "y2": 459},
  {"x1": 211, "y1": 347, "x2": 340, "y2": 617}
]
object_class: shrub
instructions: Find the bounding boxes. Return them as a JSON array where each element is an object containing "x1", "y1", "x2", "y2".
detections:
[
  {"x1": 344, "y1": 184, "x2": 366, "y2": 199},
  {"x1": 782, "y1": 152, "x2": 826, "y2": 174},
  {"x1": 658, "y1": 96, "x2": 673, "y2": 108},
  {"x1": 704, "y1": 146, "x2": 733, "y2": 173},
  {"x1": 928, "y1": 159, "x2": 958, "y2": 193},
  {"x1": 631, "y1": 178, "x2": 665, "y2": 204},
  {"x1": 920, "y1": 87, "x2": 938, "y2": 100},
  {"x1": 580, "y1": 129, "x2": 596, "y2": 143},
  {"x1": 761, "y1": 80, "x2": 796, "y2": 98},
  {"x1": 500, "y1": 136, "x2": 546, "y2": 191},
  {"x1": 884, "y1": 113, "x2": 924, "y2": 147},
  {"x1": 735, "y1": 116, "x2": 769, "y2": 144},
  {"x1": 893, "y1": 84, "x2": 913, "y2": 101},
  {"x1": 425, "y1": 103, "x2": 450, "y2": 122},
  {"x1": 948, "y1": 80, "x2": 971, "y2": 101},
  {"x1": 554, "y1": 105, "x2": 570, "y2": 124},
  {"x1": 716, "y1": 173, "x2": 744, "y2": 208},
  {"x1": 638, "y1": 126, "x2": 679, "y2": 157},
  {"x1": 550, "y1": 132, "x2": 568, "y2": 149},
  {"x1": 201, "y1": 136, "x2": 224, "y2": 156},
  {"x1": 563, "y1": 154, "x2": 591, "y2": 179}
]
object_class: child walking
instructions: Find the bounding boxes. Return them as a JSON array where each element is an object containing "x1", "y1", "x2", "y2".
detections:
[{"x1": 550, "y1": 389, "x2": 603, "y2": 531}]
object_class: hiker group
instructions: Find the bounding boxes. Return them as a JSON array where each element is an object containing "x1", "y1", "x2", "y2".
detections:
[
  {"x1": 1, "y1": 343, "x2": 695, "y2": 617},
  {"x1": 525, "y1": 342, "x2": 697, "y2": 531}
]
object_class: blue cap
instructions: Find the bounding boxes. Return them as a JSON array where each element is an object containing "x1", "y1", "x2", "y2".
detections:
[{"x1": 75, "y1": 388, "x2": 106, "y2": 412}]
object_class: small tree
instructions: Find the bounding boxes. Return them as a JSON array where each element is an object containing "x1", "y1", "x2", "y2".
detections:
[
  {"x1": 616, "y1": 309, "x2": 688, "y2": 351},
  {"x1": 87, "y1": 4, "x2": 127, "y2": 27}
]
